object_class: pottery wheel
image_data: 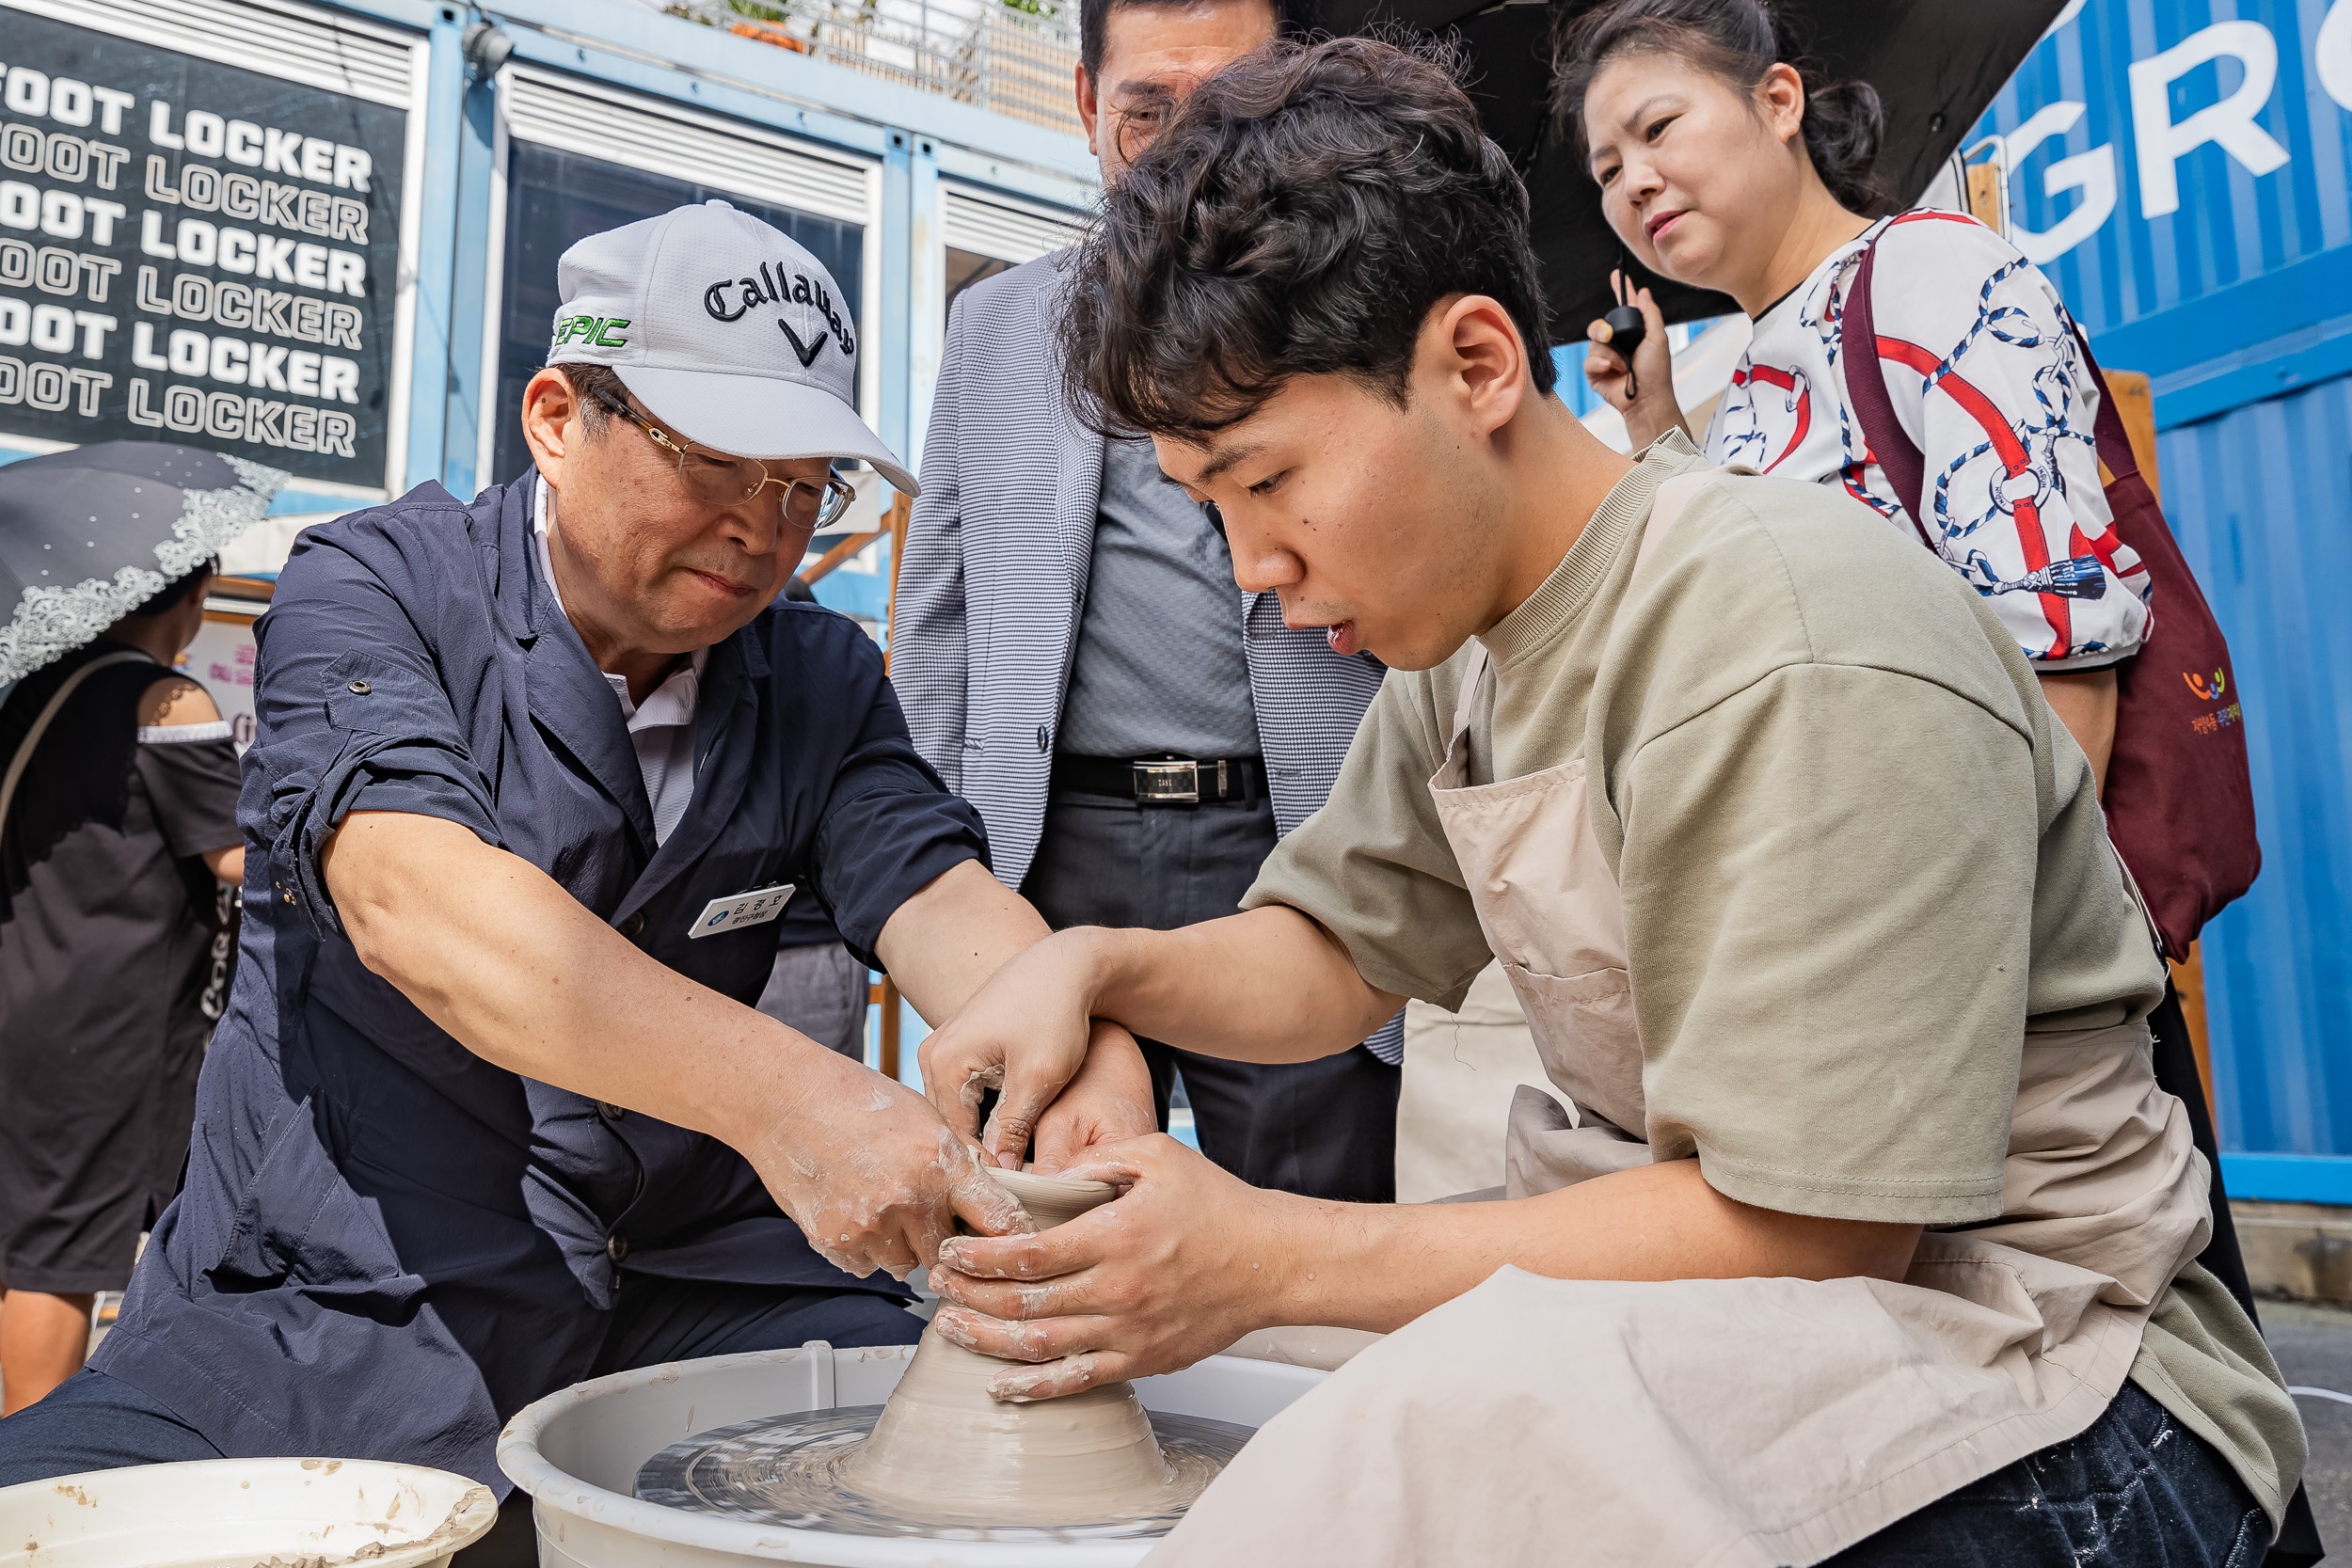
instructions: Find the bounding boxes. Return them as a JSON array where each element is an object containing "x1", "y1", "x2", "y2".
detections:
[
  {"x1": 634, "y1": 1403, "x2": 1252, "y2": 1540},
  {"x1": 633, "y1": 1168, "x2": 1254, "y2": 1539}
]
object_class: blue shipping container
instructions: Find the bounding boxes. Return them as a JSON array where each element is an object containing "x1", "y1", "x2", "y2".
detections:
[{"x1": 1973, "y1": 0, "x2": 2352, "y2": 1196}]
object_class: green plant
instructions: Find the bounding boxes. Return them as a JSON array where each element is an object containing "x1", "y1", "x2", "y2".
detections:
[{"x1": 727, "y1": 0, "x2": 792, "y2": 22}]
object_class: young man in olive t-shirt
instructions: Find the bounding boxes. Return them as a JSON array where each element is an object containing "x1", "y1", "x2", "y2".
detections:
[{"x1": 902, "y1": 37, "x2": 2302, "y2": 1568}]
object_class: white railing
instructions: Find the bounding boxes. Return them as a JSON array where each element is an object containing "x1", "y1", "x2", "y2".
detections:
[{"x1": 663, "y1": 0, "x2": 1084, "y2": 136}]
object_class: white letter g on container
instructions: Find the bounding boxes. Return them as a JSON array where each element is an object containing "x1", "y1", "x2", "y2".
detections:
[
  {"x1": 2128, "y1": 20, "x2": 2291, "y2": 218},
  {"x1": 2001, "y1": 102, "x2": 2118, "y2": 265}
]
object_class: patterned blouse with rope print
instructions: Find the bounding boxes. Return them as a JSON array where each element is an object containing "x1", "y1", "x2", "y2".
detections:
[{"x1": 1702, "y1": 208, "x2": 2152, "y2": 672}]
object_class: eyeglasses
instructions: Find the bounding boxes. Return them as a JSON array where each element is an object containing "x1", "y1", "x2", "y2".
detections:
[
  {"x1": 590, "y1": 388, "x2": 857, "y2": 531},
  {"x1": 1108, "y1": 87, "x2": 1176, "y2": 164}
]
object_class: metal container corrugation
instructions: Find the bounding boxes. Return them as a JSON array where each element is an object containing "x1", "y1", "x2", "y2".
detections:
[
  {"x1": 1975, "y1": 0, "x2": 2351, "y2": 343},
  {"x1": 2157, "y1": 374, "x2": 2352, "y2": 1158},
  {"x1": 1968, "y1": 1, "x2": 2352, "y2": 1172}
]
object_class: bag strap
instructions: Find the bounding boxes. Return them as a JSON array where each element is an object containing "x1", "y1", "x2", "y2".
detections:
[
  {"x1": 1844, "y1": 229, "x2": 2142, "y2": 530},
  {"x1": 2108, "y1": 835, "x2": 2169, "y2": 962},
  {"x1": 2060, "y1": 321, "x2": 2150, "y2": 487},
  {"x1": 1842, "y1": 239, "x2": 1931, "y2": 541},
  {"x1": 1847, "y1": 237, "x2": 2177, "y2": 958},
  {"x1": 0, "y1": 651, "x2": 154, "y2": 833}
]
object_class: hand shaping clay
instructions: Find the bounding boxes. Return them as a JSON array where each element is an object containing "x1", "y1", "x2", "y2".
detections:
[{"x1": 840, "y1": 1167, "x2": 1208, "y2": 1525}]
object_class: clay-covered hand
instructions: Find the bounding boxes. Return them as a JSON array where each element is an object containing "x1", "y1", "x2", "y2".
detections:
[
  {"x1": 926, "y1": 1132, "x2": 1303, "y2": 1401},
  {"x1": 918, "y1": 929, "x2": 1103, "y2": 1169},
  {"x1": 1584, "y1": 271, "x2": 1682, "y2": 448},
  {"x1": 1030, "y1": 1021, "x2": 1157, "y2": 1175},
  {"x1": 743, "y1": 1042, "x2": 1034, "y2": 1281}
]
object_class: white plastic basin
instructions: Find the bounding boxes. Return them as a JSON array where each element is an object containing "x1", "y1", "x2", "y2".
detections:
[
  {"x1": 499, "y1": 1343, "x2": 1327, "y2": 1567},
  {"x1": 0, "y1": 1456, "x2": 498, "y2": 1567}
]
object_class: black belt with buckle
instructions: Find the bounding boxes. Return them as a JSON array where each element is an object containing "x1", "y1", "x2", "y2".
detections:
[{"x1": 1054, "y1": 753, "x2": 1265, "y2": 805}]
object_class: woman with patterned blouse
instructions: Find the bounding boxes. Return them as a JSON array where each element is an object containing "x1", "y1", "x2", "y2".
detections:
[
  {"x1": 1558, "y1": 8, "x2": 2318, "y2": 1553},
  {"x1": 1566, "y1": 0, "x2": 2142, "y2": 782}
]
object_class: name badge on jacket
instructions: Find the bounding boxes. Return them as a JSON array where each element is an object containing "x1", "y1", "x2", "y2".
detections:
[{"x1": 689, "y1": 884, "x2": 795, "y2": 938}]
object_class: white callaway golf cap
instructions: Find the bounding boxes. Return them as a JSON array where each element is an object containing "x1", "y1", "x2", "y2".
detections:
[{"x1": 547, "y1": 199, "x2": 915, "y2": 494}]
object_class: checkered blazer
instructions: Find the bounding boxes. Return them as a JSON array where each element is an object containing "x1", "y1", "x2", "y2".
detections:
[{"x1": 892, "y1": 254, "x2": 1403, "y2": 1063}]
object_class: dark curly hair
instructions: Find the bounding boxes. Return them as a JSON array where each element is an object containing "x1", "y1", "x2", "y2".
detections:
[
  {"x1": 1058, "y1": 37, "x2": 1555, "y2": 441},
  {"x1": 1552, "y1": 0, "x2": 1884, "y2": 216}
]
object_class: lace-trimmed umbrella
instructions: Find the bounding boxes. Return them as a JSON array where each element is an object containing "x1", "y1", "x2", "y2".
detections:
[
  {"x1": 0, "y1": 443, "x2": 286, "y2": 688},
  {"x1": 1327, "y1": 0, "x2": 2069, "y2": 335}
]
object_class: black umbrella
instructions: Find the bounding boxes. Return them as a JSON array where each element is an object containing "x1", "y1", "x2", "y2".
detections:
[
  {"x1": 1327, "y1": 0, "x2": 2067, "y2": 336},
  {"x1": 0, "y1": 443, "x2": 286, "y2": 687}
]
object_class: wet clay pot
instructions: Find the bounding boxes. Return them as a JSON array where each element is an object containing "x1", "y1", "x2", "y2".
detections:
[{"x1": 838, "y1": 1168, "x2": 1175, "y2": 1521}]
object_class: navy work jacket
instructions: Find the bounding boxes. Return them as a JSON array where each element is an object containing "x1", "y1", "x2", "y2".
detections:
[{"x1": 91, "y1": 472, "x2": 986, "y2": 1489}]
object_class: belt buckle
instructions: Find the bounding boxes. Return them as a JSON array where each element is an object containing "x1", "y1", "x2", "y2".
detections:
[{"x1": 1132, "y1": 759, "x2": 1200, "y2": 804}]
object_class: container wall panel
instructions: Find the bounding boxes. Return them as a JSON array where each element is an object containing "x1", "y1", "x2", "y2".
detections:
[
  {"x1": 2157, "y1": 372, "x2": 2352, "y2": 1156},
  {"x1": 1977, "y1": 0, "x2": 2352, "y2": 338},
  {"x1": 1975, "y1": 0, "x2": 2352, "y2": 1170},
  {"x1": 1973, "y1": 0, "x2": 2352, "y2": 428}
]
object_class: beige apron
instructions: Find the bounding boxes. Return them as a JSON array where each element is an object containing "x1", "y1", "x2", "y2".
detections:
[
  {"x1": 1393, "y1": 961, "x2": 1551, "y2": 1202},
  {"x1": 1151, "y1": 473, "x2": 2211, "y2": 1568}
]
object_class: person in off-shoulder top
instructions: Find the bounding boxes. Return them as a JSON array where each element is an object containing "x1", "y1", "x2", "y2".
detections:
[{"x1": 0, "y1": 559, "x2": 242, "y2": 1415}]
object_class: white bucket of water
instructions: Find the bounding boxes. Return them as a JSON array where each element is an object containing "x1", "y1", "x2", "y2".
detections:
[
  {"x1": 0, "y1": 1456, "x2": 499, "y2": 1567},
  {"x1": 499, "y1": 1343, "x2": 1328, "y2": 1567}
]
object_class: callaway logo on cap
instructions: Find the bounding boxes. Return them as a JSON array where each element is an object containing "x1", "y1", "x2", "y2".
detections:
[{"x1": 548, "y1": 199, "x2": 915, "y2": 494}]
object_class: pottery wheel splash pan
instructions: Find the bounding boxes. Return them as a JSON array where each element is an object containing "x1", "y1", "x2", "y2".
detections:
[
  {"x1": 500, "y1": 1343, "x2": 1332, "y2": 1567},
  {"x1": 634, "y1": 1404, "x2": 1255, "y2": 1541}
]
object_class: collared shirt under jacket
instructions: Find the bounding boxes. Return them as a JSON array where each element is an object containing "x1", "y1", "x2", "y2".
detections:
[{"x1": 91, "y1": 470, "x2": 988, "y2": 1491}]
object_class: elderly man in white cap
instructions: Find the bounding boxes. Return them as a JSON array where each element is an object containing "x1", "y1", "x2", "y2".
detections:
[{"x1": 0, "y1": 203, "x2": 1155, "y2": 1545}]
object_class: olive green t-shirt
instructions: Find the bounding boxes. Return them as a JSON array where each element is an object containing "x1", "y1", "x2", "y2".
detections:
[{"x1": 1244, "y1": 433, "x2": 2301, "y2": 1523}]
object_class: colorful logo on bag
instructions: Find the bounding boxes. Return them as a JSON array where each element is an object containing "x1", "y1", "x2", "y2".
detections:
[
  {"x1": 2188, "y1": 668, "x2": 2242, "y2": 737},
  {"x1": 2190, "y1": 701, "x2": 2243, "y2": 737}
]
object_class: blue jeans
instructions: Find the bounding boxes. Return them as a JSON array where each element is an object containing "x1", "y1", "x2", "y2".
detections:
[{"x1": 1827, "y1": 1382, "x2": 2269, "y2": 1567}]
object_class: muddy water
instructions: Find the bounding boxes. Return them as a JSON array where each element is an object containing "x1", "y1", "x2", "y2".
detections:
[{"x1": 634, "y1": 1404, "x2": 1250, "y2": 1540}]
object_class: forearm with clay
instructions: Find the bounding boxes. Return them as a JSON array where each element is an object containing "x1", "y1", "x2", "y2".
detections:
[
  {"x1": 933, "y1": 1139, "x2": 1922, "y2": 1399},
  {"x1": 919, "y1": 905, "x2": 1392, "y2": 1166},
  {"x1": 325, "y1": 813, "x2": 815, "y2": 1128},
  {"x1": 1265, "y1": 1161, "x2": 1924, "y2": 1335},
  {"x1": 872, "y1": 858, "x2": 1053, "y2": 1025},
  {"x1": 1078, "y1": 907, "x2": 1403, "y2": 1065},
  {"x1": 322, "y1": 810, "x2": 1031, "y2": 1277}
]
